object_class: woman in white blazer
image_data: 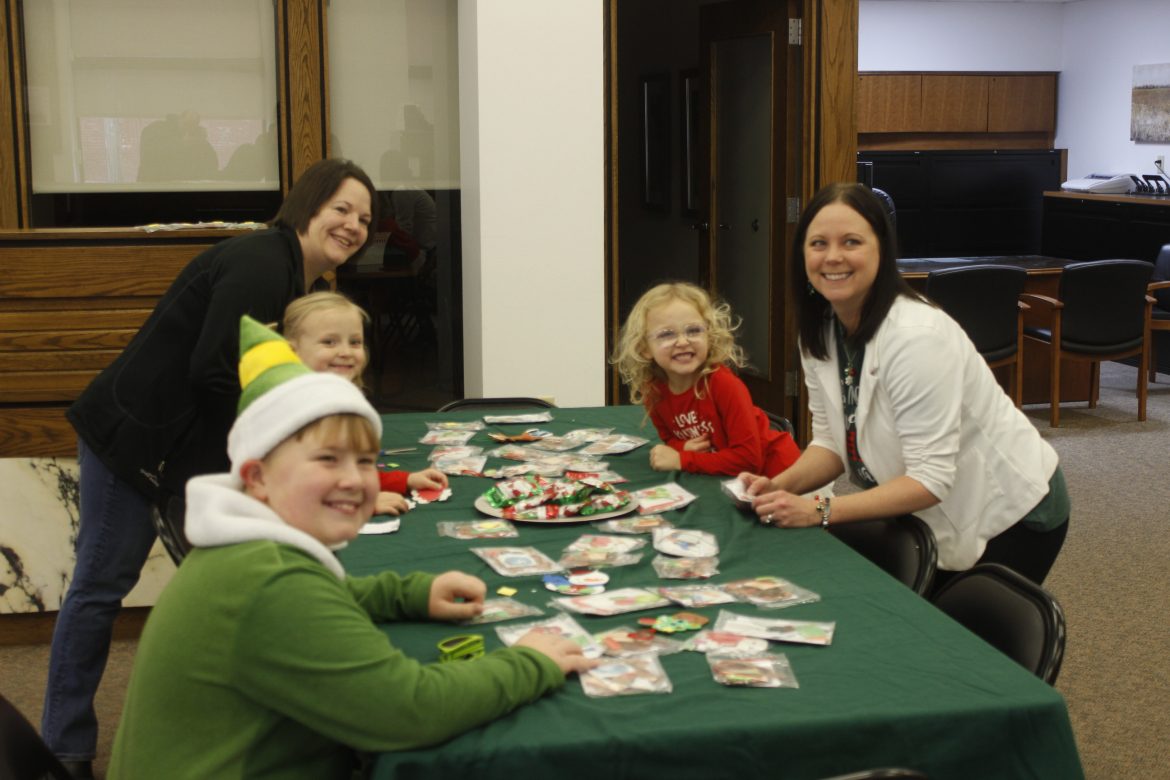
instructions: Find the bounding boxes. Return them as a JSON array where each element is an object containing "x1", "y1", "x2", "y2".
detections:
[{"x1": 742, "y1": 183, "x2": 1069, "y2": 590}]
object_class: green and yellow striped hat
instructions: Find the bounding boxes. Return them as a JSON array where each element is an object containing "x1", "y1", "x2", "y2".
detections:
[{"x1": 227, "y1": 315, "x2": 381, "y2": 483}]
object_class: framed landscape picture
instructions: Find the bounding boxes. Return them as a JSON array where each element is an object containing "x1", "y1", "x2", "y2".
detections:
[{"x1": 1131, "y1": 63, "x2": 1170, "y2": 143}]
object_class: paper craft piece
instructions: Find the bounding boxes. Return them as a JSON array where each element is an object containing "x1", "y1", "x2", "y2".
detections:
[
  {"x1": 419, "y1": 429, "x2": 476, "y2": 446},
  {"x1": 579, "y1": 434, "x2": 649, "y2": 456},
  {"x1": 651, "y1": 554, "x2": 719, "y2": 580},
  {"x1": 437, "y1": 519, "x2": 518, "y2": 540},
  {"x1": 720, "y1": 478, "x2": 754, "y2": 508},
  {"x1": 565, "y1": 469, "x2": 627, "y2": 484},
  {"x1": 636, "y1": 611, "x2": 709, "y2": 634},
  {"x1": 558, "y1": 534, "x2": 647, "y2": 569},
  {"x1": 553, "y1": 587, "x2": 671, "y2": 616},
  {"x1": 358, "y1": 518, "x2": 401, "y2": 535},
  {"x1": 563, "y1": 428, "x2": 615, "y2": 445},
  {"x1": 428, "y1": 445, "x2": 483, "y2": 461},
  {"x1": 652, "y1": 527, "x2": 719, "y2": 558},
  {"x1": 526, "y1": 436, "x2": 581, "y2": 452},
  {"x1": 483, "y1": 462, "x2": 565, "y2": 479},
  {"x1": 486, "y1": 430, "x2": 546, "y2": 443},
  {"x1": 685, "y1": 630, "x2": 771, "y2": 658},
  {"x1": 433, "y1": 456, "x2": 488, "y2": 477},
  {"x1": 657, "y1": 584, "x2": 738, "y2": 609},
  {"x1": 579, "y1": 655, "x2": 672, "y2": 698},
  {"x1": 714, "y1": 610, "x2": 836, "y2": 646},
  {"x1": 632, "y1": 483, "x2": 698, "y2": 514},
  {"x1": 720, "y1": 576, "x2": 821, "y2": 610},
  {"x1": 461, "y1": 597, "x2": 543, "y2": 625},
  {"x1": 471, "y1": 546, "x2": 563, "y2": 577},
  {"x1": 411, "y1": 487, "x2": 452, "y2": 504},
  {"x1": 426, "y1": 420, "x2": 486, "y2": 432},
  {"x1": 542, "y1": 574, "x2": 605, "y2": 596},
  {"x1": 708, "y1": 652, "x2": 799, "y2": 689},
  {"x1": 593, "y1": 626, "x2": 686, "y2": 658},
  {"x1": 483, "y1": 412, "x2": 554, "y2": 424},
  {"x1": 495, "y1": 613, "x2": 603, "y2": 659},
  {"x1": 567, "y1": 568, "x2": 609, "y2": 586},
  {"x1": 593, "y1": 515, "x2": 674, "y2": 534},
  {"x1": 497, "y1": 586, "x2": 518, "y2": 597}
]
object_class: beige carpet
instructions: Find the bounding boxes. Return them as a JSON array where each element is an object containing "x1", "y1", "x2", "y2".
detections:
[{"x1": 2, "y1": 362, "x2": 1167, "y2": 778}]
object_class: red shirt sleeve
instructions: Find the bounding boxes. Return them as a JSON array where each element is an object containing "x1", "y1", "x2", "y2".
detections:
[{"x1": 378, "y1": 470, "x2": 409, "y2": 494}]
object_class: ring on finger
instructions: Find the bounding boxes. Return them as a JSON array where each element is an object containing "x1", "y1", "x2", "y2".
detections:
[{"x1": 765, "y1": 513, "x2": 774, "y2": 524}]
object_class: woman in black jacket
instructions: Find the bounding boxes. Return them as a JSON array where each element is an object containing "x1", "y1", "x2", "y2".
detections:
[{"x1": 42, "y1": 158, "x2": 377, "y2": 778}]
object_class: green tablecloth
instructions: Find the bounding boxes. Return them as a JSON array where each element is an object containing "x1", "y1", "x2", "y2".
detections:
[{"x1": 338, "y1": 406, "x2": 1083, "y2": 780}]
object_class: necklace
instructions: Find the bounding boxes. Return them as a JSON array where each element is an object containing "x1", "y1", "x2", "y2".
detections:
[{"x1": 837, "y1": 321, "x2": 860, "y2": 387}]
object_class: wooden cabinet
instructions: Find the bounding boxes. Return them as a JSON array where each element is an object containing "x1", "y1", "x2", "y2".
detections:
[
  {"x1": 0, "y1": 229, "x2": 240, "y2": 456},
  {"x1": 858, "y1": 72, "x2": 1057, "y2": 140}
]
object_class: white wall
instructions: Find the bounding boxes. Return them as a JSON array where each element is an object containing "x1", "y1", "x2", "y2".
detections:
[
  {"x1": 458, "y1": 0, "x2": 605, "y2": 406},
  {"x1": 1058, "y1": 0, "x2": 1170, "y2": 177},
  {"x1": 860, "y1": 0, "x2": 1170, "y2": 182}
]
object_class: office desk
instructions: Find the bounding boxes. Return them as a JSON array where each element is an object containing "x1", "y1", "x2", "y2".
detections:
[
  {"x1": 339, "y1": 406, "x2": 1083, "y2": 780},
  {"x1": 899, "y1": 255, "x2": 1089, "y2": 404}
]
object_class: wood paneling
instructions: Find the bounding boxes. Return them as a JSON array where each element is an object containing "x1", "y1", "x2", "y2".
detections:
[
  {"x1": 857, "y1": 74, "x2": 920, "y2": 133},
  {"x1": 281, "y1": 0, "x2": 328, "y2": 186},
  {"x1": 0, "y1": 0, "x2": 24, "y2": 228},
  {"x1": 815, "y1": 0, "x2": 859, "y2": 186},
  {"x1": 989, "y1": 74, "x2": 1056, "y2": 132},
  {"x1": 921, "y1": 75, "x2": 987, "y2": 132}
]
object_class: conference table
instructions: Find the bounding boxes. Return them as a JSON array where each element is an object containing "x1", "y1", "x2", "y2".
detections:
[{"x1": 338, "y1": 405, "x2": 1083, "y2": 780}]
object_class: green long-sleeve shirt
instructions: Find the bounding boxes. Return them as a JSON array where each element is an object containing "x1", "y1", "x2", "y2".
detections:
[{"x1": 109, "y1": 540, "x2": 563, "y2": 779}]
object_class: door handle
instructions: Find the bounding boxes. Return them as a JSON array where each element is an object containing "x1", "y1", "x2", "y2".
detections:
[
  {"x1": 717, "y1": 223, "x2": 730, "y2": 230},
  {"x1": 689, "y1": 222, "x2": 709, "y2": 231},
  {"x1": 751, "y1": 218, "x2": 760, "y2": 232}
]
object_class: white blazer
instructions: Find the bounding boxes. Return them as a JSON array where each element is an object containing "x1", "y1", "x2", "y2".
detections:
[{"x1": 803, "y1": 295, "x2": 1059, "y2": 570}]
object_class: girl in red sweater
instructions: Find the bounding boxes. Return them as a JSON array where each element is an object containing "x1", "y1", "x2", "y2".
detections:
[
  {"x1": 283, "y1": 291, "x2": 446, "y2": 514},
  {"x1": 613, "y1": 282, "x2": 799, "y2": 477}
]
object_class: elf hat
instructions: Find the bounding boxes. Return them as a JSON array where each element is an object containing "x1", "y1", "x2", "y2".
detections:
[{"x1": 226, "y1": 315, "x2": 381, "y2": 485}]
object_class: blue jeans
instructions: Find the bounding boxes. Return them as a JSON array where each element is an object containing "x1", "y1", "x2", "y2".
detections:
[{"x1": 42, "y1": 440, "x2": 157, "y2": 760}]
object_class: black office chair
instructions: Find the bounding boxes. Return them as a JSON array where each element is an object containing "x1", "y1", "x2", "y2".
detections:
[
  {"x1": 1022, "y1": 259, "x2": 1154, "y2": 426},
  {"x1": 829, "y1": 515, "x2": 938, "y2": 596},
  {"x1": 150, "y1": 494, "x2": 190, "y2": 565},
  {"x1": 925, "y1": 265, "x2": 1028, "y2": 407},
  {"x1": 764, "y1": 410, "x2": 795, "y2": 436},
  {"x1": 819, "y1": 770, "x2": 927, "y2": 780},
  {"x1": 1147, "y1": 244, "x2": 1170, "y2": 382},
  {"x1": 436, "y1": 397, "x2": 555, "y2": 412},
  {"x1": 0, "y1": 693, "x2": 72, "y2": 780},
  {"x1": 931, "y1": 563, "x2": 1066, "y2": 685}
]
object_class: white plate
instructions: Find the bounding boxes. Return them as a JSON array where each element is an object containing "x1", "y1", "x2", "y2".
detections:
[{"x1": 474, "y1": 495, "x2": 637, "y2": 525}]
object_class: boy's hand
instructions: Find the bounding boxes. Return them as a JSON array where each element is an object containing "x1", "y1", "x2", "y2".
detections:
[
  {"x1": 375, "y1": 491, "x2": 410, "y2": 516},
  {"x1": 649, "y1": 444, "x2": 681, "y2": 471},
  {"x1": 682, "y1": 435, "x2": 711, "y2": 453},
  {"x1": 407, "y1": 468, "x2": 449, "y2": 491},
  {"x1": 428, "y1": 571, "x2": 486, "y2": 622},
  {"x1": 514, "y1": 631, "x2": 600, "y2": 676}
]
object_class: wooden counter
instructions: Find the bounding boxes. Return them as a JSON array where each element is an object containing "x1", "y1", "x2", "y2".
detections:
[
  {"x1": 0, "y1": 228, "x2": 246, "y2": 456},
  {"x1": 899, "y1": 255, "x2": 1089, "y2": 404}
]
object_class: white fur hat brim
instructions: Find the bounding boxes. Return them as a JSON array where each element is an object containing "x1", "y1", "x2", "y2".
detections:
[{"x1": 227, "y1": 372, "x2": 382, "y2": 485}]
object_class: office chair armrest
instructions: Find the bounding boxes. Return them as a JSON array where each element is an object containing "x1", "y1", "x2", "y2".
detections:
[
  {"x1": 1018, "y1": 293, "x2": 1060, "y2": 316},
  {"x1": 1017, "y1": 299, "x2": 1031, "y2": 312},
  {"x1": 1148, "y1": 280, "x2": 1170, "y2": 292}
]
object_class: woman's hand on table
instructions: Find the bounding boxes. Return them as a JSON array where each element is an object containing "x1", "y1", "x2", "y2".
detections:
[
  {"x1": 738, "y1": 472, "x2": 773, "y2": 496},
  {"x1": 428, "y1": 571, "x2": 486, "y2": 622},
  {"x1": 515, "y1": 632, "x2": 600, "y2": 676},
  {"x1": 375, "y1": 491, "x2": 410, "y2": 516},
  {"x1": 407, "y1": 468, "x2": 449, "y2": 491},
  {"x1": 649, "y1": 444, "x2": 682, "y2": 471},
  {"x1": 750, "y1": 490, "x2": 819, "y2": 528}
]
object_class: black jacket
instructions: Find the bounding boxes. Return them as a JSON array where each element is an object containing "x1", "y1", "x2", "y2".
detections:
[{"x1": 67, "y1": 227, "x2": 306, "y2": 504}]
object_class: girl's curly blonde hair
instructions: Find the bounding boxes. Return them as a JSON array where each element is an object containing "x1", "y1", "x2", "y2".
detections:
[
  {"x1": 281, "y1": 291, "x2": 372, "y2": 390},
  {"x1": 610, "y1": 282, "x2": 747, "y2": 408}
]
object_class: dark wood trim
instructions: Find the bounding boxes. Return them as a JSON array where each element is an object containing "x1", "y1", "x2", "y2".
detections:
[
  {"x1": 0, "y1": 606, "x2": 150, "y2": 646},
  {"x1": 0, "y1": 0, "x2": 26, "y2": 228},
  {"x1": 605, "y1": 0, "x2": 620, "y2": 405},
  {"x1": 281, "y1": 0, "x2": 329, "y2": 185}
]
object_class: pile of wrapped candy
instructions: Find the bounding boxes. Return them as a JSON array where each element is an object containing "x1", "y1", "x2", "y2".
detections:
[{"x1": 483, "y1": 475, "x2": 632, "y2": 520}]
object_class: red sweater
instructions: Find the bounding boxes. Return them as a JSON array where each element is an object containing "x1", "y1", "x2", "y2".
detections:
[
  {"x1": 649, "y1": 365, "x2": 799, "y2": 477},
  {"x1": 378, "y1": 470, "x2": 409, "y2": 494}
]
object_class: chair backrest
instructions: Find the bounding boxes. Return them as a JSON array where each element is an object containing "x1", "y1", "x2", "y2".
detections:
[
  {"x1": 818, "y1": 769, "x2": 928, "y2": 780},
  {"x1": 0, "y1": 694, "x2": 72, "y2": 780},
  {"x1": 150, "y1": 494, "x2": 190, "y2": 565},
  {"x1": 764, "y1": 410, "x2": 794, "y2": 435},
  {"x1": 931, "y1": 563, "x2": 1066, "y2": 684},
  {"x1": 1153, "y1": 244, "x2": 1170, "y2": 311},
  {"x1": 1058, "y1": 259, "x2": 1154, "y2": 348},
  {"x1": 829, "y1": 515, "x2": 938, "y2": 596},
  {"x1": 924, "y1": 265, "x2": 1027, "y2": 360},
  {"x1": 436, "y1": 397, "x2": 555, "y2": 412}
]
